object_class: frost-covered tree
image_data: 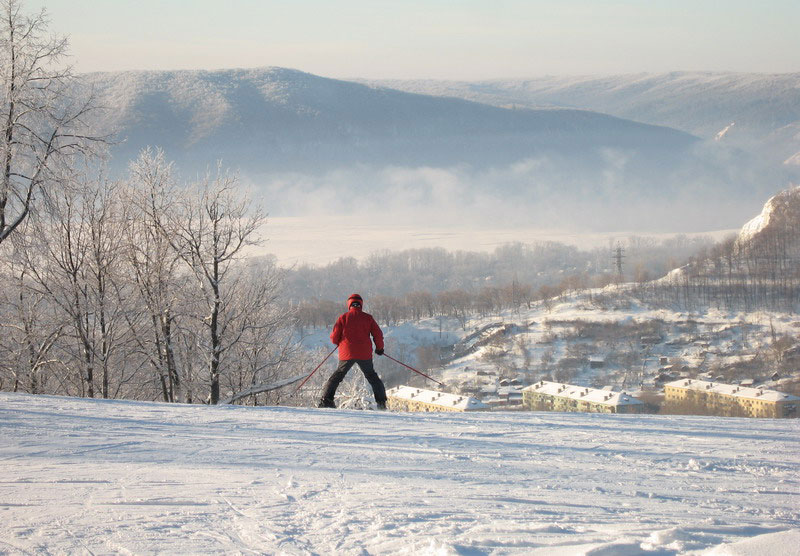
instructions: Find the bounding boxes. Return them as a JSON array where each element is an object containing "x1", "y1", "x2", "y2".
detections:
[
  {"x1": 219, "y1": 258, "x2": 301, "y2": 406},
  {"x1": 170, "y1": 167, "x2": 266, "y2": 404},
  {"x1": 0, "y1": 231, "x2": 64, "y2": 394},
  {"x1": 20, "y1": 171, "x2": 133, "y2": 399},
  {"x1": 0, "y1": 0, "x2": 99, "y2": 245},
  {"x1": 123, "y1": 148, "x2": 187, "y2": 402}
]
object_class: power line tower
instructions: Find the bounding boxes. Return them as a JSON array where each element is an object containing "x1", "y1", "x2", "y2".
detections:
[{"x1": 612, "y1": 243, "x2": 625, "y2": 277}]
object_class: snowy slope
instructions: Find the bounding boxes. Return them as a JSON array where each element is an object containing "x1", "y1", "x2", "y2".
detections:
[
  {"x1": 738, "y1": 185, "x2": 800, "y2": 241},
  {"x1": 1, "y1": 393, "x2": 798, "y2": 555},
  {"x1": 398, "y1": 292, "x2": 800, "y2": 395}
]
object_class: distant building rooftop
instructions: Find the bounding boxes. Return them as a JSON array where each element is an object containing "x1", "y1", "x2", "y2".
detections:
[
  {"x1": 387, "y1": 386, "x2": 490, "y2": 411},
  {"x1": 522, "y1": 381, "x2": 643, "y2": 406}
]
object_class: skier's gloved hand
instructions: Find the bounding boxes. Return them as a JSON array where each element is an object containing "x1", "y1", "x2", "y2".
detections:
[{"x1": 375, "y1": 348, "x2": 384, "y2": 356}]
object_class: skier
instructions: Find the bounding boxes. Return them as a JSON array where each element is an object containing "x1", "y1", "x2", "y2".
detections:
[{"x1": 318, "y1": 294, "x2": 388, "y2": 409}]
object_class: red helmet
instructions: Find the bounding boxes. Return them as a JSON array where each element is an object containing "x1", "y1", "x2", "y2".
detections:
[{"x1": 347, "y1": 293, "x2": 363, "y2": 308}]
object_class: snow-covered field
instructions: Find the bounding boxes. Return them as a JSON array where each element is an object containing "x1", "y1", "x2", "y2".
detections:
[{"x1": 1, "y1": 393, "x2": 798, "y2": 555}]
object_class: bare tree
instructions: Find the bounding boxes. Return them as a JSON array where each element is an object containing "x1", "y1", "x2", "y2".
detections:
[
  {"x1": 405, "y1": 290, "x2": 435, "y2": 320},
  {"x1": 0, "y1": 0, "x2": 100, "y2": 245},
  {"x1": 24, "y1": 172, "x2": 131, "y2": 398},
  {"x1": 123, "y1": 148, "x2": 186, "y2": 402},
  {"x1": 0, "y1": 231, "x2": 64, "y2": 393},
  {"x1": 220, "y1": 259, "x2": 301, "y2": 406},
  {"x1": 437, "y1": 289, "x2": 471, "y2": 330},
  {"x1": 171, "y1": 166, "x2": 266, "y2": 404}
]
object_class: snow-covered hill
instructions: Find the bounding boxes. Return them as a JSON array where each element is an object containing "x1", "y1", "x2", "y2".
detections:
[
  {"x1": 362, "y1": 191, "x2": 800, "y2": 396},
  {"x1": 1, "y1": 392, "x2": 797, "y2": 554},
  {"x1": 87, "y1": 67, "x2": 695, "y2": 175},
  {"x1": 362, "y1": 72, "x2": 800, "y2": 170},
  {"x1": 738, "y1": 185, "x2": 800, "y2": 242},
  {"x1": 81, "y1": 67, "x2": 783, "y2": 231},
  {"x1": 648, "y1": 184, "x2": 800, "y2": 315}
]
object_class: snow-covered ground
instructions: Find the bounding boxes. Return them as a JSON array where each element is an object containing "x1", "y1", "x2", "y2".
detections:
[{"x1": 1, "y1": 392, "x2": 798, "y2": 555}]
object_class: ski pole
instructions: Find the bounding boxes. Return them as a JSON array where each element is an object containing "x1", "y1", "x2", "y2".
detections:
[
  {"x1": 382, "y1": 353, "x2": 445, "y2": 387},
  {"x1": 292, "y1": 346, "x2": 338, "y2": 396}
]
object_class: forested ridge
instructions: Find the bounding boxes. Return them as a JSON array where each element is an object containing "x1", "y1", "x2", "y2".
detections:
[{"x1": 634, "y1": 186, "x2": 800, "y2": 313}]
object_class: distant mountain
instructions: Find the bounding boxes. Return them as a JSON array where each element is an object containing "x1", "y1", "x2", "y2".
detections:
[
  {"x1": 361, "y1": 72, "x2": 800, "y2": 169},
  {"x1": 86, "y1": 67, "x2": 698, "y2": 174},
  {"x1": 82, "y1": 67, "x2": 789, "y2": 230}
]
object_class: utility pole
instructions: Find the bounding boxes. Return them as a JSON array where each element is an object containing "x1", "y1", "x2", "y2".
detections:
[
  {"x1": 511, "y1": 272, "x2": 519, "y2": 309},
  {"x1": 613, "y1": 244, "x2": 625, "y2": 277}
]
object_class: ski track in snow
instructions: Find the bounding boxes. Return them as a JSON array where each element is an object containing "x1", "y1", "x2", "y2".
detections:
[{"x1": 0, "y1": 393, "x2": 798, "y2": 555}]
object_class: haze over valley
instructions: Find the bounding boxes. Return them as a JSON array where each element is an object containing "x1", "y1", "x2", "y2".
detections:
[{"x1": 86, "y1": 68, "x2": 796, "y2": 242}]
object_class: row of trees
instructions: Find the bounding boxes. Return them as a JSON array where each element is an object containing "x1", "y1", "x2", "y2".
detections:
[
  {"x1": 286, "y1": 233, "x2": 717, "y2": 332},
  {"x1": 295, "y1": 282, "x2": 537, "y2": 332},
  {"x1": 0, "y1": 150, "x2": 299, "y2": 403},
  {"x1": 283, "y1": 236, "x2": 714, "y2": 303},
  {"x1": 1, "y1": 0, "x2": 304, "y2": 405}
]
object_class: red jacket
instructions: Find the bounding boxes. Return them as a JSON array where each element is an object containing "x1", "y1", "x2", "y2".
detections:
[{"x1": 331, "y1": 306, "x2": 384, "y2": 360}]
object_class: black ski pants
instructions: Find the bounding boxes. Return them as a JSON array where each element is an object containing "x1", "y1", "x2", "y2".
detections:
[{"x1": 321, "y1": 359, "x2": 386, "y2": 404}]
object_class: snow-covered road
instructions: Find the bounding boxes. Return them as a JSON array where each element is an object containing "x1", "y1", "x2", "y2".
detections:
[{"x1": 0, "y1": 393, "x2": 798, "y2": 555}]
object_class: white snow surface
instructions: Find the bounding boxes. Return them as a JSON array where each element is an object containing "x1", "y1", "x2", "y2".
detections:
[
  {"x1": 737, "y1": 185, "x2": 800, "y2": 242},
  {"x1": 1, "y1": 393, "x2": 798, "y2": 555},
  {"x1": 714, "y1": 123, "x2": 735, "y2": 142}
]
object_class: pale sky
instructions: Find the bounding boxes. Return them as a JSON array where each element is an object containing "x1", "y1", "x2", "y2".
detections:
[{"x1": 27, "y1": 0, "x2": 800, "y2": 79}]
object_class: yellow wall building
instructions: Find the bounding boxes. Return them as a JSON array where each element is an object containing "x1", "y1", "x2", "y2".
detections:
[
  {"x1": 522, "y1": 381, "x2": 646, "y2": 414},
  {"x1": 664, "y1": 379, "x2": 799, "y2": 418},
  {"x1": 386, "y1": 386, "x2": 490, "y2": 412}
]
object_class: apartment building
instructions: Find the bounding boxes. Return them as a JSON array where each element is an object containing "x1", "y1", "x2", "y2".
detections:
[
  {"x1": 522, "y1": 381, "x2": 645, "y2": 414},
  {"x1": 664, "y1": 379, "x2": 799, "y2": 418},
  {"x1": 386, "y1": 386, "x2": 490, "y2": 412}
]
